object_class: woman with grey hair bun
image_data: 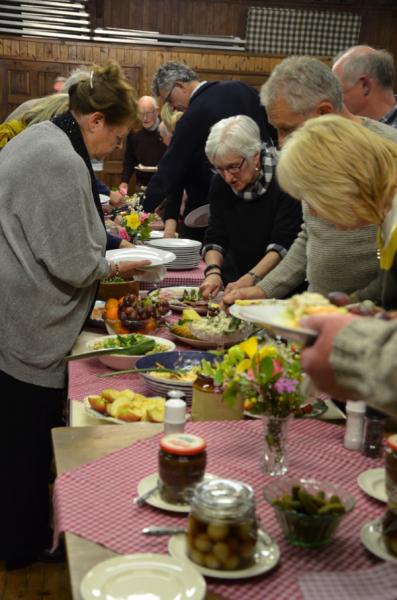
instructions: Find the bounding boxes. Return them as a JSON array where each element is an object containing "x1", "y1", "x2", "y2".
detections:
[{"x1": 200, "y1": 115, "x2": 302, "y2": 299}]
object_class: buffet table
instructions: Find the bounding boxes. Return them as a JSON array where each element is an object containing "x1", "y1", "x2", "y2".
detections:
[{"x1": 52, "y1": 419, "x2": 385, "y2": 600}]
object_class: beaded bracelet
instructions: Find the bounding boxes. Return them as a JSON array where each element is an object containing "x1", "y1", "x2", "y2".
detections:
[{"x1": 204, "y1": 263, "x2": 222, "y2": 276}]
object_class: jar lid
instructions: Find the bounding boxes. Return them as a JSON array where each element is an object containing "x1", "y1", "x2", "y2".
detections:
[
  {"x1": 192, "y1": 478, "x2": 255, "y2": 518},
  {"x1": 160, "y1": 433, "x2": 206, "y2": 455},
  {"x1": 386, "y1": 434, "x2": 397, "y2": 452}
]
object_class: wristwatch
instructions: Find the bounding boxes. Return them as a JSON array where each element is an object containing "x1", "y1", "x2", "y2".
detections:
[{"x1": 248, "y1": 271, "x2": 261, "y2": 285}]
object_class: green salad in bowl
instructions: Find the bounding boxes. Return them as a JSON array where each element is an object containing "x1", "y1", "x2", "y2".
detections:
[{"x1": 87, "y1": 334, "x2": 175, "y2": 370}]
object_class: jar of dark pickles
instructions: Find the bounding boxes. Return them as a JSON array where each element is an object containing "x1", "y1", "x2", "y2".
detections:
[
  {"x1": 382, "y1": 434, "x2": 397, "y2": 556},
  {"x1": 187, "y1": 478, "x2": 258, "y2": 571},
  {"x1": 158, "y1": 433, "x2": 206, "y2": 504}
]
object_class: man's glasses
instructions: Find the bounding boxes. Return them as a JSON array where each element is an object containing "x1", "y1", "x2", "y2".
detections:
[{"x1": 214, "y1": 157, "x2": 246, "y2": 176}]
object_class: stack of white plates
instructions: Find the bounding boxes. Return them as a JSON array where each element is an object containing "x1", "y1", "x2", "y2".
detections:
[{"x1": 146, "y1": 238, "x2": 202, "y2": 270}]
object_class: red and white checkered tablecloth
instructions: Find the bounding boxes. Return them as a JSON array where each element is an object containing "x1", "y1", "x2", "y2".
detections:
[
  {"x1": 139, "y1": 262, "x2": 205, "y2": 290},
  {"x1": 53, "y1": 419, "x2": 384, "y2": 600}
]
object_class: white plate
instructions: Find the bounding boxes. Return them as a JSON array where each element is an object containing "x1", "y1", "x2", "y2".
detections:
[
  {"x1": 80, "y1": 553, "x2": 206, "y2": 600},
  {"x1": 86, "y1": 335, "x2": 176, "y2": 370},
  {"x1": 106, "y1": 247, "x2": 176, "y2": 268},
  {"x1": 184, "y1": 204, "x2": 210, "y2": 228},
  {"x1": 168, "y1": 529, "x2": 280, "y2": 579},
  {"x1": 149, "y1": 230, "x2": 164, "y2": 238},
  {"x1": 357, "y1": 468, "x2": 387, "y2": 503},
  {"x1": 83, "y1": 397, "x2": 165, "y2": 425},
  {"x1": 229, "y1": 300, "x2": 318, "y2": 345},
  {"x1": 147, "y1": 238, "x2": 202, "y2": 250},
  {"x1": 137, "y1": 472, "x2": 217, "y2": 513},
  {"x1": 360, "y1": 518, "x2": 397, "y2": 562},
  {"x1": 135, "y1": 164, "x2": 158, "y2": 172}
]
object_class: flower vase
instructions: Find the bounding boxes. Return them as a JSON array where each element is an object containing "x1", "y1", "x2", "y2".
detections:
[{"x1": 262, "y1": 415, "x2": 290, "y2": 476}]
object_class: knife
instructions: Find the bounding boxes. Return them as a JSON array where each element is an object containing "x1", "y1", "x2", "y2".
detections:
[
  {"x1": 142, "y1": 526, "x2": 187, "y2": 535},
  {"x1": 64, "y1": 346, "x2": 144, "y2": 362}
]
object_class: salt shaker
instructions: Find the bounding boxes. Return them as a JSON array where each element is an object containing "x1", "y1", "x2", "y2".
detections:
[
  {"x1": 163, "y1": 398, "x2": 186, "y2": 435},
  {"x1": 362, "y1": 406, "x2": 386, "y2": 458},
  {"x1": 344, "y1": 400, "x2": 366, "y2": 451}
]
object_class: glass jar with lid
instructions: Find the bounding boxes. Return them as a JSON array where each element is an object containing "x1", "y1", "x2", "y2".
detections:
[
  {"x1": 158, "y1": 433, "x2": 206, "y2": 504},
  {"x1": 382, "y1": 434, "x2": 397, "y2": 556},
  {"x1": 187, "y1": 478, "x2": 258, "y2": 571}
]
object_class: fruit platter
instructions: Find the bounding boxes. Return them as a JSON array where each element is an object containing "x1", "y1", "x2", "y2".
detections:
[{"x1": 104, "y1": 291, "x2": 170, "y2": 334}]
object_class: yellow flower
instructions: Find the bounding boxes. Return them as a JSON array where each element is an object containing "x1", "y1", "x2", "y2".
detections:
[
  {"x1": 258, "y1": 345, "x2": 278, "y2": 360},
  {"x1": 236, "y1": 358, "x2": 252, "y2": 374},
  {"x1": 124, "y1": 213, "x2": 141, "y2": 231},
  {"x1": 239, "y1": 337, "x2": 258, "y2": 358}
]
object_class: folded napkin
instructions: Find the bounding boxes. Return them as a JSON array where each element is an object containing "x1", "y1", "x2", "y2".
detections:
[
  {"x1": 299, "y1": 562, "x2": 397, "y2": 600},
  {"x1": 133, "y1": 265, "x2": 167, "y2": 283}
]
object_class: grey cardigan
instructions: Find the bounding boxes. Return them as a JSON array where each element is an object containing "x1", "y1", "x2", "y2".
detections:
[{"x1": 0, "y1": 122, "x2": 110, "y2": 387}]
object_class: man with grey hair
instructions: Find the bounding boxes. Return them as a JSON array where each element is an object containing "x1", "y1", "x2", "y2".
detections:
[
  {"x1": 119, "y1": 95, "x2": 166, "y2": 192},
  {"x1": 223, "y1": 56, "x2": 397, "y2": 307},
  {"x1": 332, "y1": 45, "x2": 397, "y2": 127},
  {"x1": 143, "y1": 60, "x2": 275, "y2": 212}
]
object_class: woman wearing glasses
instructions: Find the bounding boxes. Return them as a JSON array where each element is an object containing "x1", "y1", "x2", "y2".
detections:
[
  {"x1": 200, "y1": 115, "x2": 302, "y2": 299},
  {"x1": 0, "y1": 61, "x2": 149, "y2": 568}
]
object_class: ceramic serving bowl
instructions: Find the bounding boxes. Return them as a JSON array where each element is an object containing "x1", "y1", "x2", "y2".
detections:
[{"x1": 135, "y1": 351, "x2": 217, "y2": 403}]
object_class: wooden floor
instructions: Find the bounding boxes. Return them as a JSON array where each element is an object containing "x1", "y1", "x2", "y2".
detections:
[{"x1": 0, "y1": 560, "x2": 71, "y2": 600}]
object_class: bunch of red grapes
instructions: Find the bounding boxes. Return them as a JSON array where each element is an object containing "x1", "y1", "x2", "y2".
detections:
[{"x1": 118, "y1": 293, "x2": 170, "y2": 327}]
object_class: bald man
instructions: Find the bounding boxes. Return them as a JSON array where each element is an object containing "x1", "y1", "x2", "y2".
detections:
[
  {"x1": 333, "y1": 45, "x2": 397, "y2": 126},
  {"x1": 119, "y1": 95, "x2": 167, "y2": 193}
]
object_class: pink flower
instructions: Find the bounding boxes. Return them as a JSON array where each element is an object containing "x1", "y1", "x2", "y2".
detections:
[
  {"x1": 274, "y1": 377, "x2": 299, "y2": 394},
  {"x1": 118, "y1": 227, "x2": 130, "y2": 240},
  {"x1": 139, "y1": 212, "x2": 149, "y2": 223}
]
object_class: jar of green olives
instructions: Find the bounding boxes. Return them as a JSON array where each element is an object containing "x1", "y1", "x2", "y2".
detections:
[{"x1": 186, "y1": 478, "x2": 258, "y2": 571}]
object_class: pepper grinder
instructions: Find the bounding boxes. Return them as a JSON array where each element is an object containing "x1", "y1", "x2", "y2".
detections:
[
  {"x1": 363, "y1": 406, "x2": 386, "y2": 458},
  {"x1": 344, "y1": 400, "x2": 366, "y2": 451}
]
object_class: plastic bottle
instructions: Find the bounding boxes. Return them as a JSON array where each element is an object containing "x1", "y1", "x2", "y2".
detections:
[
  {"x1": 344, "y1": 400, "x2": 366, "y2": 451},
  {"x1": 163, "y1": 398, "x2": 186, "y2": 435},
  {"x1": 362, "y1": 406, "x2": 386, "y2": 458}
]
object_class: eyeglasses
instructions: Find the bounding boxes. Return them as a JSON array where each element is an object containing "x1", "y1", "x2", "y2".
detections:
[
  {"x1": 139, "y1": 111, "x2": 156, "y2": 118},
  {"x1": 214, "y1": 157, "x2": 246, "y2": 176},
  {"x1": 164, "y1": 82, "x2": 176, "y2": 104}
]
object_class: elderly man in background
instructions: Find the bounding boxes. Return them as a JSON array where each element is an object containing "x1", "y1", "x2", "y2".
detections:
[
  {"x1": 222, "y1": 56, "x2": 397, "y2": 306},
  {"x1": 142, "y1": 61, "x2": 275, "y2": 213},
  {"x1": 119, "y1": 95, "x2": 166, "y2": 194},
  {"x1": 332, "y1": 45, "x2": 397, "y2": 127}
]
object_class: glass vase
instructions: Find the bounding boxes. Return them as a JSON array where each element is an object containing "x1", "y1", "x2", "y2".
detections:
[{"x1": 262, "y1": 415, "x2": 290, "y2": 476}]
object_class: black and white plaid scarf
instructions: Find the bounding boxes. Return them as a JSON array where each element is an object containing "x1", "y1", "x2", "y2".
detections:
[{"x1": 235, "y1": 142, "x2": 278, "y2": 202}]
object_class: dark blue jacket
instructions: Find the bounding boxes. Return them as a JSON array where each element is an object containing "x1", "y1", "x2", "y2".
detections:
[{"x1": 143, "y1": 80, "x2": 276, "y2": 212}]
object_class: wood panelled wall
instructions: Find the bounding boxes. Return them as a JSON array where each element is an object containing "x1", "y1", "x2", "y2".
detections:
[
  {"x1": 96, "y1": 0, "x2": 397, "y2": 60},
  {"x1": 0, "y1": 35, "x2": 288, "y2": 121}
]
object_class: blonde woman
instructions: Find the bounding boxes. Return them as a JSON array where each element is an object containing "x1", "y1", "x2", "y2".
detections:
[
  {"x1": 276, "y1": 114, "x2": 397, "y2": 417},
  {"x1": 0, "y1": 93, "x2": 69, "y2": 148}
]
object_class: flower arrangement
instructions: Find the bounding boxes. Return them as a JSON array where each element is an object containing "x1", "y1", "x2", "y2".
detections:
[
  {"x1": 201, "y1": 336, "x2": 304, "y2": 418},
  {"x1": 122, "y1": 193, "x2": 156, "y2": 243}
]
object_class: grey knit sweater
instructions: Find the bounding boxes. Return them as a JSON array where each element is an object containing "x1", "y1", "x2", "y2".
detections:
[
  {"x1": 0, "y1": 122, "x2": 110, "y2": 388},
  {"x1": 331, "y1": 318, "x2": 397, "y2": 419},
  {"x1": 258, "y1": 117, "x2": 397, "y2": 301}
]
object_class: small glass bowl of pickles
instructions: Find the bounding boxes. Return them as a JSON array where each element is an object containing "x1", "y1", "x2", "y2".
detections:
[{"x1": 263, "y1": 477, "x2": 355, "y2": 548}]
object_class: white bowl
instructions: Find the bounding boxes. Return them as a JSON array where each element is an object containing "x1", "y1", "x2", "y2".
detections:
[{"x1": 86, "y1": 334, "x2": 176, "y2": 370}]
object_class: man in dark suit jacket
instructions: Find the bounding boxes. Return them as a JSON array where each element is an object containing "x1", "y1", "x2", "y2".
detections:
[{"x1": 143, "y1": 61, "x2": 276, "y2": 212}]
